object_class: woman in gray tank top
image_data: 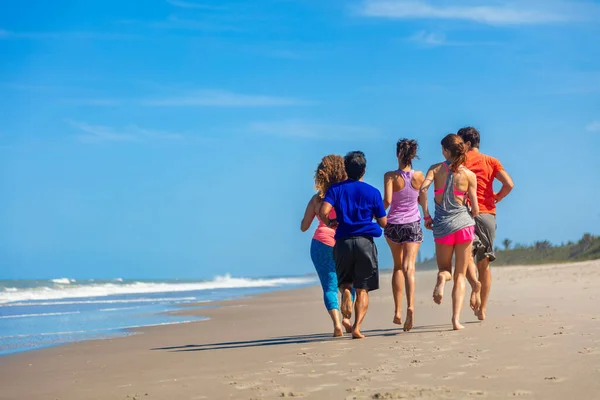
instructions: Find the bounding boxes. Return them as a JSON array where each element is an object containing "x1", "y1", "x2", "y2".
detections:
[{"x1": 420, "y1": 134, "x2": 479, "y2": 330}]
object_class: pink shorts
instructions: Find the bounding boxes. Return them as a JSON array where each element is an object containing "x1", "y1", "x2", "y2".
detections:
[{"x1": 434, "y1": 226, "x2": 475, "y2": 246}]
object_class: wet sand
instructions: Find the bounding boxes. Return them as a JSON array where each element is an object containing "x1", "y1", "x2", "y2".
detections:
[{"x1": 1, "y1": 260, "x2": 599, "y2": 399}]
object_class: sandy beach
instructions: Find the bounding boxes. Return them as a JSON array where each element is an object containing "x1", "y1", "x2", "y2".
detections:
[{"x1": 1, "y1": 260, "x2": 599, "y2": 399}]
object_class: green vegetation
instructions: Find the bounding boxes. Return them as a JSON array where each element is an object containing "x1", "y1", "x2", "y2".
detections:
[{"x1": 416, "y1": 233, "x2": 600, "y2": 269}]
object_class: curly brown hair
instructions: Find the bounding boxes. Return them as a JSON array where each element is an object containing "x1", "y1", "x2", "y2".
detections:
[{"x1": 314, "y1": 154, "x2": 347, "y2": 198}]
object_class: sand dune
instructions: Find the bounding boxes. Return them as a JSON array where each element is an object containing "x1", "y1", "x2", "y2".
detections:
[{"x1": 1, "y1": 260, "x2": 599, "y2": 399}]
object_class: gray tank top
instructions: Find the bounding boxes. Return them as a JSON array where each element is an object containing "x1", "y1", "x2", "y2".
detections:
[{"x1": 432, "y1": 163, "x2": 475, "y2": 238}]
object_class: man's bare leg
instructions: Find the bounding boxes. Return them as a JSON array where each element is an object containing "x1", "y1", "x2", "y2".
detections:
[
  {"x1": 476, "y1": 258, "x2": 491, "y2": 321},
  {"x1": 433, "y1": 243, "x2": 453, "y2": 304},
  {"x1": 466, "y1": 257, "x2": 482, "y2": 312},
  {"x1": 386, "y1": 238, "x2": 405, "y2": 325},
  {"x1": 340, "y1": 284, "x2": 353, "y2": 332},
  {"x1": 452, "y1": 241, "x2": 472, "y2": 330},
  {"x1": 352, "y1": 288, "x2": 369, "y2": 339},
  {"x1": 402, "y1": 242, "x2": 420, "y2": 332}
]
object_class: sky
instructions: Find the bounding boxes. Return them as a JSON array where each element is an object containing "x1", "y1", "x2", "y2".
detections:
[{"x1": 1, "y1": 0, "x2": 599, "y2": 280}]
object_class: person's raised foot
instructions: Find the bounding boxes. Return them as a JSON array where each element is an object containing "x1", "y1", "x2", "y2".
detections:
[
  {"x1": 352, "y1": 328, "x2": 365, "y2": 339},
  {"x1": 342, "y1": 318, "x2": 353, "y2": 333},
  {"x1": 393, "y1": 314, "x2": 402, "y2": 325},
  {"x1": 470, "y1": 281, "x2": 482, "y2": 312},
  {"x1": 333, "y1": 326, "x2": 344, "y2": 337},
  {"x1": 433, "y1": 275, "x2": 446, "y2": 305},
  {"x1": 341, "y1": 289, "x2": 353, "y2": 319},
  {"x1": 452, "y1": 318, "x2": 465, "y2": 330},
  {"x1": 403, "y1": 308, "x2": 414, "y2": 332},
  {"x1": 476, "y1": 308, "x2": 486, "y2": 321}
]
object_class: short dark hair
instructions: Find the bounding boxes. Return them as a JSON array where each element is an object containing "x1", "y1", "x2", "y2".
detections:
[
  {"x1": 457, "y1": 126, "x2": 480, "y2": 148},
  {"x1": 344, "y1": 151, "x2": 366, "y2": 180}
]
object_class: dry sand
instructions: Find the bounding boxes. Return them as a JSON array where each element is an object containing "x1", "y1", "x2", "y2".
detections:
[{"x1": 1, "y1": 260, "x2": 600, "y2": 399}]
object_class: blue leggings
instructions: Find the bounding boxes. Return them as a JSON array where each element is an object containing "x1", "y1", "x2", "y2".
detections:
[{"x1": 310, "y1": 239, "x2": 355, "y2": 311}]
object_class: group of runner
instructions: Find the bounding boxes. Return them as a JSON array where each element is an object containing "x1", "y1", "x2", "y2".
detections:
[{"x1": 301, "y1": 127, "x2": 514, "y2": 338}]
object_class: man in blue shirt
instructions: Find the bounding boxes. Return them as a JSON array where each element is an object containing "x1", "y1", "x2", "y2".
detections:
[{"x1": 319, "y1": 151, "x2": 387, "y2": 339}]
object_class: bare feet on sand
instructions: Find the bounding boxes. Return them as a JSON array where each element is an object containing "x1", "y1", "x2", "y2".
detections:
[
  {"x1": 476, "y1": 308, "x2": 486, "y2": 321},
  {"x1": 452, "y1": 318, "x2": 465, "y2": 330},
  {"x1": 352, "y1": 328, "x2": 365, "y2": 339},
  {"x1": 433, "y1": 275, "x2": 447, "y2": 305},
  {"x1": 341, "y1": 288, "x2": 353, "y2": 319},
  {"x1": 470, "y1": 281, "x2": 482, "y2": 312},
  {"x1": 342, "y1": 318, "x2": 353, "y2": 333},
  {"x1": 393, "y1": 314, "x2": 402, "y2": 325},
  {"x1": 333, "y1": 326, "x2": 344, "y2": 337},
  {"x1": 403, "y1": 308, "x2": 414, "y2": 332}
]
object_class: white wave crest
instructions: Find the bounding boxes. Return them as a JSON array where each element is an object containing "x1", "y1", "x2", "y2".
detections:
[
  {"x1": 0, "y1": 311, "x2": 81, "y2": 319},
  {"x1": 0, "y1": 275, "x2": 315, "y2": 305},
  {"x1": 51, "y1": 278, "x2": 76, "y2": 285},
  {"x1": 4, "y1": 297, "x2": 198, "y2": 307}
]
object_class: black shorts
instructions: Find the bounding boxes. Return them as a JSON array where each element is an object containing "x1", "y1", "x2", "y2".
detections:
[
  {"x1": 333, "y1": 236, "x2": 379, "y2": 291},
  {"x1": 384, "y1": 221, "x2": 423, "y2": 244}
]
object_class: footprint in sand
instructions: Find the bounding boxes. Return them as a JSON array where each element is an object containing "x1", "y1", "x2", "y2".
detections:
[
  {"x1": 544, "y1": 376, "x2": 566, "y2": 383},
  {"x1": 465, "y1": 390, "x2": 486, "y2": 396},
  {"x1": 512, "y1": 390, "x2": 532, "y2": 396}
]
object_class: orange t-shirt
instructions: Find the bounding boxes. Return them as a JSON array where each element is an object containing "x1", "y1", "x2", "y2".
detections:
[{"x1": 464, "y1": 150, "x2": 504, "y2": 215}]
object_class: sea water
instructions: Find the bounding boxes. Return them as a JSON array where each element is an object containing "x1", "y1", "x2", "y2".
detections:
[{"x1": 0, "y1": 275, "x2": 316, "y2": 356}]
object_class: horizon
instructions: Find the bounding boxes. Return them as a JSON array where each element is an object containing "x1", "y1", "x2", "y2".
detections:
[{"x1": 1, "y1": 0, "x2": 599, "y2": 280}]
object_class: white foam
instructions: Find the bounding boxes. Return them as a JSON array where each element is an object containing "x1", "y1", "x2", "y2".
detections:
[
  {"x1": 0, "y1": 311, "x2": 81, "y2": 319},
  {"x1": 51, "y1": 278, "x2": 75, "y2": 285},
  {"x1": 0, "y1": 319, "x2": 204, "y2": 339},
  {"x1": 0, "y1": 275, "x2": 315, "y2": 305},
  {"x1": 4, "y1": 296, "x2": 197, "y2": 307}
]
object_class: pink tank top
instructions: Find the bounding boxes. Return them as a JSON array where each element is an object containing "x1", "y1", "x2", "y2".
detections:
[
  {"x1": 387, "y1": 170, "x2": 421, "y2": 225},
  {"x1": 313, "y1": 208, "x2": 336, "y2": 247}
]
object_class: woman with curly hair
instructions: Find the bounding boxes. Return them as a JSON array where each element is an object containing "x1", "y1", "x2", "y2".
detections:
[
  {"x1": 383, "y1": 139, "x2": 427, "y2": 332},
  {"x1": 301, "y1": 155, "x2": 354, "y2": 337}
]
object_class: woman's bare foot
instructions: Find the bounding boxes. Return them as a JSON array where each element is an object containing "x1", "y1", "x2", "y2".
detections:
[
  {"x1": 352, "y1": 328, "x2": 365, "y2": 339},
  {"x1": 433, "y1": 275, "x2": 446, "y2": 305},
  {"x1": 476, "y1": 308, "x2": 486, "y2": 321},
  {"x1": 403, "y1": 308, "x2": 414, "y2": 332},
  {"x1": 393, "y1": 314, "x2": 402, "y2": 325},
  {"x1": 341, "y1": 288, "x2": 353, "y2": 319},
  {"x1": 333, "y1": 326, "x2": 344, "y2": 337},
  {"x1": 452, "y1": 318, "x2": 465, "y2": 330},
  {"x1": 470, "y1": 281, "x2": 482, "y2": 312},
  {"x1": 342, "y1": 318, "x2": 353, "y2": 333}
]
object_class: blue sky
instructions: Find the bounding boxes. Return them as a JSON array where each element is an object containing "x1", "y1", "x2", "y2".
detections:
[{"x1": 1, "y1": 0, "x2": 599, "y2": 280}]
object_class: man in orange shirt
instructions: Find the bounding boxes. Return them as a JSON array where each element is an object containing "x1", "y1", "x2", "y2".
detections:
[{"x1": 457, "y1": 127, "x2": 514, "y2": 321}]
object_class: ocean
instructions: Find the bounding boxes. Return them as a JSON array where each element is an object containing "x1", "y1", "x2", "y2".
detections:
[{"x1": 0, "y1": 275, "x2": 317, "y2": 356}]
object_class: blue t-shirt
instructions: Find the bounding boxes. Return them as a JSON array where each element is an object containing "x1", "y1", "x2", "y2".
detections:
[{"x1": 323, "y1": 180, "x2": 386, "y2": 240}]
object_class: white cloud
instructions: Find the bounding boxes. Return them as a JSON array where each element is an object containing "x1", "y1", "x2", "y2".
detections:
[
  {"x1": 248, "y1": 120, "x2": 379, "y2": 140},
  {"x1": 409, "y1": 30, "x2": 447, "y2": 46},
  {"x1": 68, "y1": 121, "x2": 184, "y2": 143},
  {"x1": 143, "y1": 90, "x2": 312, "y2": 107},
  {"x1": 586, "y1": 121, "x2": 600, "y2": 132},
  {"x1": 359, "y1": 0, "x2": 598, "y2": 26},
  {"x1": 69, "y1": 121, "x2": 138, "y2": 143}
]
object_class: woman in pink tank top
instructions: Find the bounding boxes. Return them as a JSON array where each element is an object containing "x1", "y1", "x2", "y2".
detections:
[
  {"x1": 383, "y1": 139, "x2": 427, "y2": 332},
  {"x1": 301, "y1": 155, "x2": 354, "y2": 337}
]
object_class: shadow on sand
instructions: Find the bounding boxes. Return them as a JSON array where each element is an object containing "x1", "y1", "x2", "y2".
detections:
[{"x1": 151, "y1": 323, "x2": 470, "y2": 353}]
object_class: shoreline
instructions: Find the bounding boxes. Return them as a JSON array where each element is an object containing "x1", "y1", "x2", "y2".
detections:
[
  {"x1": 1, "y1": 260, "x2": 599, "y2": 399},
  {"x1": 0, "y1": 259, "x2": 593, "y2": 358}
]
